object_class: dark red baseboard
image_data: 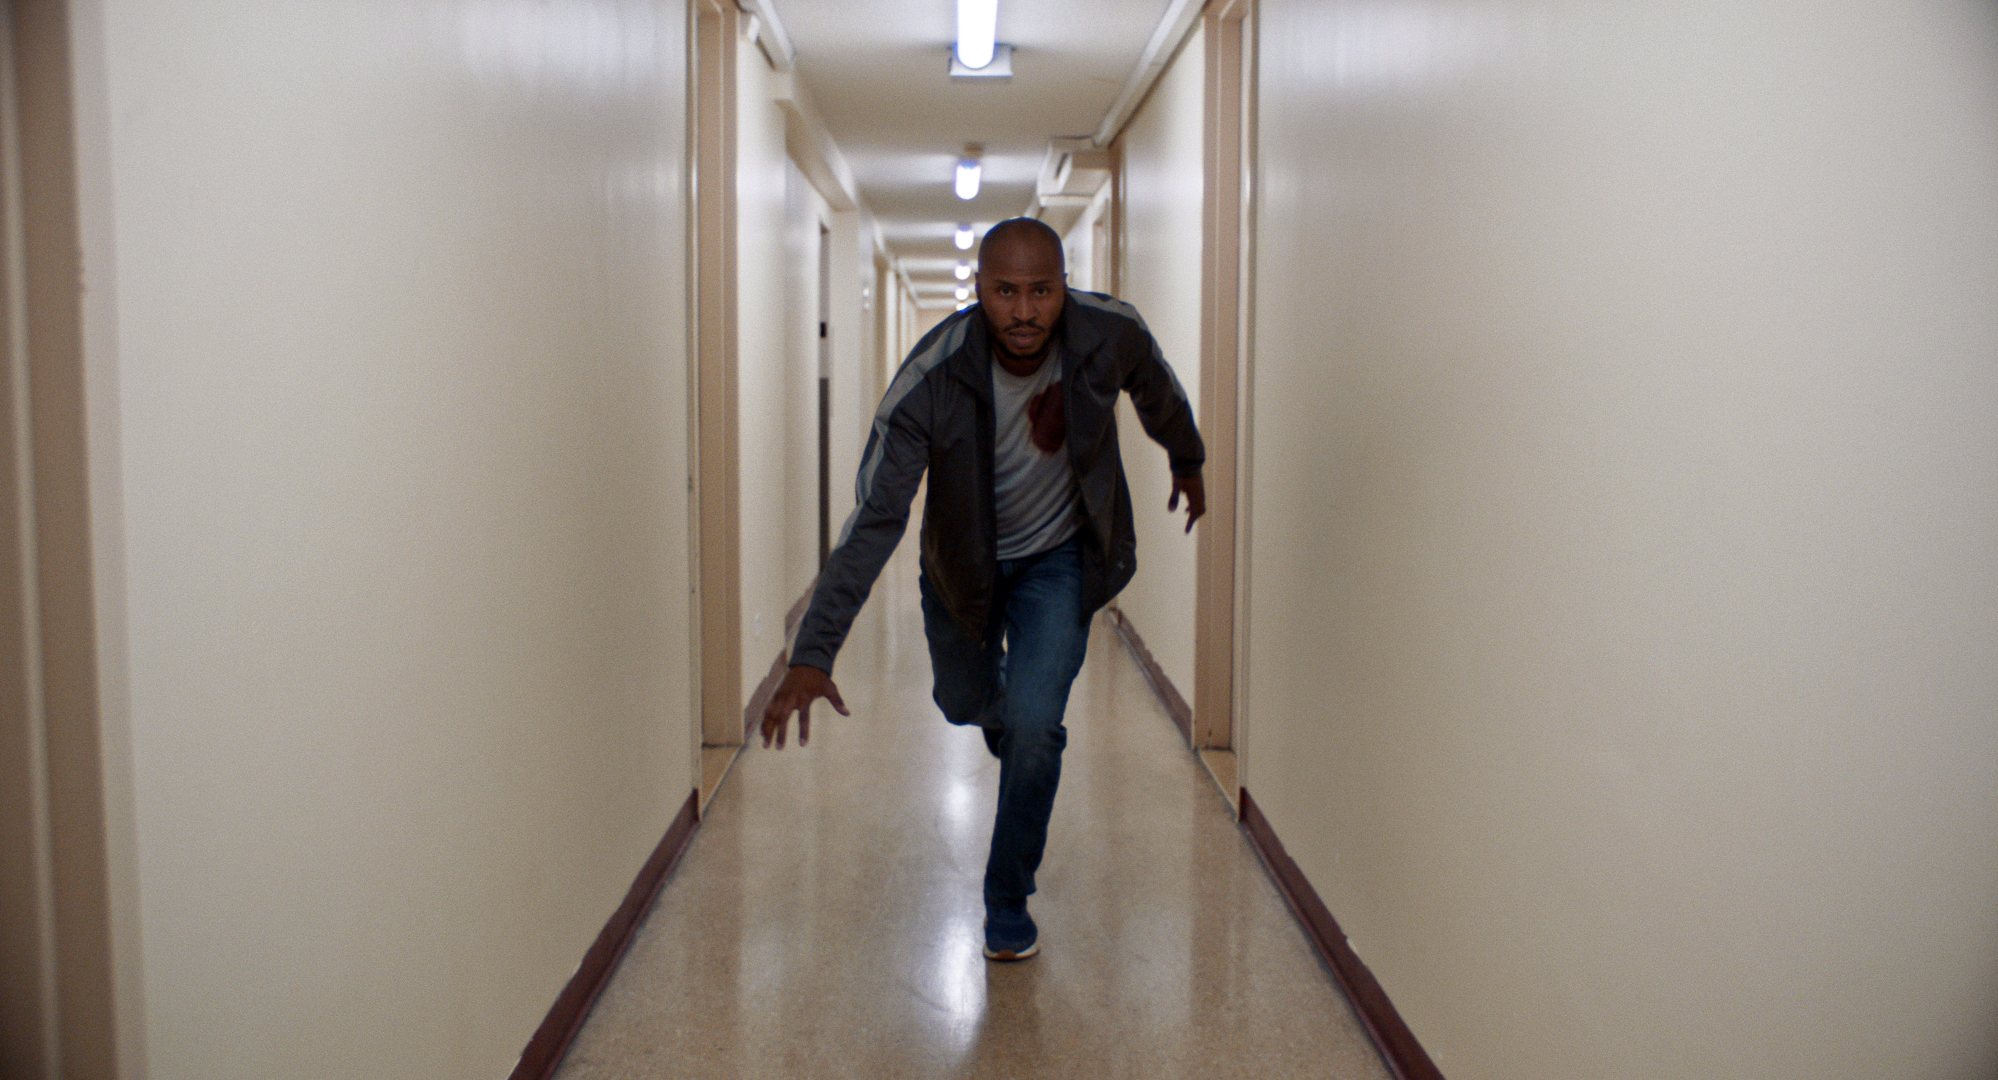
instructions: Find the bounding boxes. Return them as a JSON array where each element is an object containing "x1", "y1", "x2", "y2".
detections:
[
  {"x1": 1104, "y1": 604, "x2": 1192, "y2": 743},
  {"x1": 510, "y1": 788, "x2": 701, "y2": 1080},
  {"x1": 1103, "y1": 609, "x2": 1433, "y2": 1076},
  {"x1": 1238, "y1": 788, "x2": 1445, "y2": 1080}
]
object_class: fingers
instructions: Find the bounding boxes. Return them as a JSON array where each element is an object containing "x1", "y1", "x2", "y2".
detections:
[
  {"x1": 1171, "y1": 480, "x2": 1204, "y2": 532},
  {"x1": 758, "y1": 668, "x2": 848, "y2": 749},
  {"x1": 761, "y1": 689, "x2": 796, "y2": 749},
  {"x1": 760, "y1": 692, "x2": 836, "y2": 749}
]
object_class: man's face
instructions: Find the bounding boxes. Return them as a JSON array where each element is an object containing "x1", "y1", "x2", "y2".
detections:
[{"x1": 975, "y1": 233, "x2": 1066, "y2": 366}]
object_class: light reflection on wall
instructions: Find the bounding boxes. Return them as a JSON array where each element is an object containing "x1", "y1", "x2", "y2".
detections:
[
  {"x1": 602, "y1": 160, "x2": 680, "y2": 209},
  {"x1": 434, "y1": 2, "x2": 683, "y2": 215},
  {"x1": 1290, "y1": 1, "x2": 1542, "y2": 92},
  {"x1": 451, "y1": 0, "x2": 665, "y2": 92}
]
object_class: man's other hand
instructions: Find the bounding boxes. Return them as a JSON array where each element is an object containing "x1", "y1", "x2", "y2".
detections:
[
  {"x1": 761, "y1": 664, "x2": 848, "y2": 749},
  {"x1": 1168, "y1": 471, "x2": 1206, "y2": 533}
]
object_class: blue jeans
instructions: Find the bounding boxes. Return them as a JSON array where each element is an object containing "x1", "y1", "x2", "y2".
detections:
[{"x1": 919, "y1": 535, "x2": 1091, "y2": 911}]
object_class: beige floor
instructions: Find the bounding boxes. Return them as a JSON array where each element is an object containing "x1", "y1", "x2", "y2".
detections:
[{"x1": 554, "y1": 544, "x2": 1392, "y2": 1080}]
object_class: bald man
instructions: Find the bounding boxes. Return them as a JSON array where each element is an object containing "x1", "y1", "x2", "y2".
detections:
[{"x1": 762, "y1": 217, "x2": 1206, "y2": 961}]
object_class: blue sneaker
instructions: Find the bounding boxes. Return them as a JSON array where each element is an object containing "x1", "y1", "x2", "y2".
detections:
[{"x1": 983, "y1": 905, "x2": 1039, "y2": 960}]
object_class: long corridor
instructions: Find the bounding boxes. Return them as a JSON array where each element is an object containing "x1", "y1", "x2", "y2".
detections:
[
  {"x1": 11, "y1": 3, "x2": 1995, "y2": 1077},
  {"x1": 552, "y1": 540, "x2": 1392, "y2": 1079}
]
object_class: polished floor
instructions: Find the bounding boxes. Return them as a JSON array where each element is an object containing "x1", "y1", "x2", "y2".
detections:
[{"x1": 554, "y1": 542, "x2": 1393, "y2": 1080}]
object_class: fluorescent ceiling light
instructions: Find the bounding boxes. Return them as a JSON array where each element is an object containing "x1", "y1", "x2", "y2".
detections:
[
  {"x1": 954, "y1": 224, "x2": 974, "y2": 250},
  {"x1": 954, "y1": 158, "x2": 981, "y2": 200},
  {"x1": 949, "y1": 45, "x2": 1011, "y2": 79},
  {"x1": 956, "y1": 0, "x2": 997, "y2": 70},
  {"x1": 954, "y1": 263, "x2": 971, "y2": 281}
]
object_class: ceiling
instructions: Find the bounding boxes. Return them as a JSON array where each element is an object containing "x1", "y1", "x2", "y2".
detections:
[{"x1": 769, "y1": 0, "x2": 1178, "y2": 305}]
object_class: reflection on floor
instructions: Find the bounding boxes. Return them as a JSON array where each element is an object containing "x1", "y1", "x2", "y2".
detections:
[{"x1": 554, "y1": 542, "x2": 1392, "y2": 1079}]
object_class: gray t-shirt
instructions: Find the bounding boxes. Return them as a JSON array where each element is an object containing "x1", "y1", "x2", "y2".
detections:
[{"x1": 991, "y1": 348, "x2": 1080, "y2": 560}]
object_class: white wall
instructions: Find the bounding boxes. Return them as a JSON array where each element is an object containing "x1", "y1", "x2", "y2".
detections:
[
  {"x1": 1245, "y1": 2, "x2": 1998, "y2": 1078},
  {"x1": 741, "y1": 58, "x2": 876, "y2": 682},
  {"x1": 910, "y1": 305, "x2": 951, "y2": 346},
  {"x1": 734, "y1": 25, "x2": 800, "y2": 686},
  {"x1": 1061, "y1": 184, "x2": 1112, "y2": 297},
  {"x1": 783, "y1": 158, "x2": 826, "y2": 589},
  {"x1": 826, "y1": 215, "x2": 872, "y2": 535},
  {"x1": 85, "y1": 1, "x2": 696, "y2": 1077},
  {"x1": 871, "y1": 255, "x2": 893, "y2": 391},
  {"x1": 898, "y1": 275, "x2": 920, "y2": 365},
  {"x1": 876, "y1": 259, "x2": 927, "y2": 389},
  {"x1": 1113, "y1": 24, "x2": 1204, "y2": 697},
  {"x1": 779, "y1": 184, "x2": 873, "y2": 593}
]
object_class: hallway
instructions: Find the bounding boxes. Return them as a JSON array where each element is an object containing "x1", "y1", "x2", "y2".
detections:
[
  {"x1": 5, "y1": 2, "x2": 1997, "y2": 1078},
  {"x1": 553, "y1": 541, "x2": 1389, "y2": 1080}
]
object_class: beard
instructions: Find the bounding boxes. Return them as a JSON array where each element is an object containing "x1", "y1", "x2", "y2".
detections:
[{"x1": 995, "y1": 320, "x2": 1054, "y2": 362}]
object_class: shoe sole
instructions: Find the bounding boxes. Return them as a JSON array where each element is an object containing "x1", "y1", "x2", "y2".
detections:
[{"x1": 983, "y1": 941, "x2": 1040, "y2": 961}]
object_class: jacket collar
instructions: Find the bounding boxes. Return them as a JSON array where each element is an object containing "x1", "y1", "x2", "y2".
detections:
[
  {"x1": 948, "y1": 292, "x2": 1101, "y2": 394},
  {"x1": 1056, "y1": 291, "x2": 1106, "y2": 360},
  {"x1": 944, "y1": 307, "x2": 995, "y2": 400}
]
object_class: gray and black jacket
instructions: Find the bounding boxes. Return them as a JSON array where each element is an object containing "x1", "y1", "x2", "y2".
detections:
[{"x1": 789, "y1": 289, "x2": 1205, "y2": 673}]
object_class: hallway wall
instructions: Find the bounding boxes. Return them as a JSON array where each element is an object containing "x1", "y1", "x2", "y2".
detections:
[
  {"x1": 83, "y1": 1, "x2": 696, "y2": 1077},
  {"x1": 1244, "y1": 2, "x2": 1998, "y2": 1078},
  {"x1": 778, "y1": 183, "x2": 873, "y2": 588},
  {"x1": 782, "y1": 157, "x2": 829, "y2": 588},
  {"x1": 1112, "y1": 22, "x2": 1204, "y2": 699},
  {"x1": 735, "y1": 26, "x2": 801, "y2": 691},
  {"x1": 738, "y1": 33, "x2": 873, "y2": 686},
  {"x1": 825, "y1": 214, "x2": 872, "y2": 545},
  {"x1": 911, "y1": 304, "x2": 951, "y2": 345}
]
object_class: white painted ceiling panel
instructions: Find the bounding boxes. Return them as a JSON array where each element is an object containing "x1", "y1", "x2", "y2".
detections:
[{"x1": 771, "y1": 0, "x2": 1176, "y2": 303}]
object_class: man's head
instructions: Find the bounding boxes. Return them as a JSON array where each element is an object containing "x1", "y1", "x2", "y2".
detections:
[{"x1": 975, "y1": 217, "x2": 1067, "y2": 368}]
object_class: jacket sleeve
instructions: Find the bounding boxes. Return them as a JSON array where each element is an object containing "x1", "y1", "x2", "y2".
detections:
[
  {"x1": 787, "y1": 376, "x2": 932, "y2": 673},
  {"x1": 1120, "y1": 322, "x2": 1207, "y2": 477}
]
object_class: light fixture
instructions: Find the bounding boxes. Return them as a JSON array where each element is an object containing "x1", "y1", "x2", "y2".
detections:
[
  {"x1": 954, "y1": 156, "x2": 981, "y2": 201},
  {"x1": 956, "y1": 0, "x2": 997, "y2": 70},
  {"x1": 954, "y1": 224, "x2": 974, "y2": 250},
  {"x1": 955, "y1": 285, "x2": 971, "y2": 302},
  {"x1": 954, "y1": 263, "x2": 971, "y2": 281}
]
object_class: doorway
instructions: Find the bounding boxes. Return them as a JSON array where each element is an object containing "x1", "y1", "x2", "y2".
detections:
[
  {"x1": 1193, "y1": 0, "x2": 1255, "y2": 791},
  {"x1": 0, "y1": 1, "x2": 126, "y2": 1070},
  {"x1": 817, "y1": 221, "x2": 830, "y2": 571},
  {"x1": 693, "y1": 0, "x2": 743, "y2": 794}
]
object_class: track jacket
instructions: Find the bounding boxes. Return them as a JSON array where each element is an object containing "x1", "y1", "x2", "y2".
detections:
[{"x1": 789, "y1": 289, "x2": 1206, "y2": 673}]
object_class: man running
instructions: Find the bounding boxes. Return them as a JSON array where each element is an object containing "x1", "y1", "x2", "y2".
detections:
[{"x1": 760, "y1": 216, "x2": 1205, "y2": 961}]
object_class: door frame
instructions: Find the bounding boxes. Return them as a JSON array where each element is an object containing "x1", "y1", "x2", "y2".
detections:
[
  {"x1": 692, "y1": 0, "x2": 742, "y2": 763},
  {"x1": 1192, "y1": 0, "x2": 1255, "y2": 756},
  {"x1": 0, "y1": 1, "x2": 128, "y2": 1072}
]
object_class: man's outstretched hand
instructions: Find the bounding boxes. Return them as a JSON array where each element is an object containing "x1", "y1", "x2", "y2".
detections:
[
  {"x1": 1168, "y1": 471, "x2": 1206, "y2": 533},
  {"x1": 761, "y1": 664, "x2": 848, "y2": 749}
]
